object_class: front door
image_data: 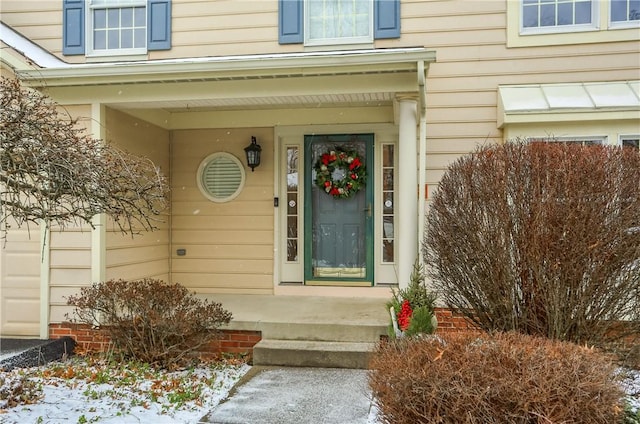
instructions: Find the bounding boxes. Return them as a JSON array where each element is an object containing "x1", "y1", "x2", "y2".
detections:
[{"x1": 304, "y1": 134, "x2": 374, "y2": 285}]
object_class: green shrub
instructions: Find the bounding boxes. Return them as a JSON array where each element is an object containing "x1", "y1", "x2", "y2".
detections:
[
  {"x1": 369, "y1": 332, "x2": 625, "y2": 424},
  {"x1": 387, "y1": 261, "x2": 437, "y2": 338},
  {"x1": 66, "y1": 279, "x2": 232, "y2": 368},
  {"x1": 623, "y1": 404, "x2": 640, "y2": 424}
]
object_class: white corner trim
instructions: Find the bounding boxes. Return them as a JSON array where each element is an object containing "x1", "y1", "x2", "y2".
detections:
[{"x1": 39, "y1": 223, "x2": 51, "y2": 339}]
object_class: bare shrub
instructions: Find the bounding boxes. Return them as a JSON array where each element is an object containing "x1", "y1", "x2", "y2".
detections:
[
  {"x1": 66, "y1": 279, "x2": 232, "y2": 368},
  {"x1": 1, "y1": 77, "x2": 168, "y2": 235},
  {"x1": 424, "y1": 141, "x2": 640, "y2": 345},
  {"x1": 369, "y1": 332, "x2": 625, "y2": 424}
]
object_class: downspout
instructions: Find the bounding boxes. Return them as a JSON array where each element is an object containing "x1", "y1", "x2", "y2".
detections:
[{"x1": 417, "y1": 61, "x2": 427, "y2": 263}]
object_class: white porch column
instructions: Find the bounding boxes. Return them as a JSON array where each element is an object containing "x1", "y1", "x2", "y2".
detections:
[{"x1": 397, "y1": 95, "x2": 419, "y2": 289}]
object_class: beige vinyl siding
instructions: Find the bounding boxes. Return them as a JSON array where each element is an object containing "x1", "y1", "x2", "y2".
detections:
[
  {"x1": 171, "y1": 127, "x2": 274, "y2": 294},
  {"x1": 48, "y1": 226, "x2": 92, "y2": 323},
  {"x1": 0, "y1": 1, "x2": 70, "y2": 62},
  {"x1": 46, "y1": 105, "x2": 93, "y2": 323},
  {"x1": 103, "y1": 107, "x2": 170, "y2": 282}
]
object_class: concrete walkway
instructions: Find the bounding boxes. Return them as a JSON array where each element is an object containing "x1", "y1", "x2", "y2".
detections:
[{"x1": 201, "y1": 366, "x2": 377, "y2": 424}]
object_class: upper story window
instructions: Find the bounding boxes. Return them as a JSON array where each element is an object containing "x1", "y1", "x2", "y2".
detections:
[
  {"x1": 509, "y1": 0, "x2": 640, "y2": 46},
  {"x1": 306, "y1": 0, "x2": 373, "y2": 46},
  {"x1": 279, "y1": 0, "x2": 400, "y2": 46},
  {"x1": 522, "y1": 0, "x2": 598, "y2": 33},
  {"x1": 63, "y1": 0, "x2": 171, "y2": 57},
  {"x1": 89, "y1": 0, "x2": 146, "y2": 55},
  {"x1": 610, "y1": 0, "x2": 640, "y2": 27}
]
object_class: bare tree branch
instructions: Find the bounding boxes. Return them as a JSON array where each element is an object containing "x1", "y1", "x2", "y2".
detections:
[{"x1": 0, "y1": 77, "x2": 169, "y2": 235}]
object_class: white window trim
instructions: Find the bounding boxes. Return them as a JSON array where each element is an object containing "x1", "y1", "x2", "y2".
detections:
[
  {"x1": 520, "y1": 0, "x2": 600, "y2": 35},
  {"x1": 86, "y1": 0, "x2": 147, "y2": 58},
  {"x1": 609, "y1": 19, "x2": 640, "y2": 29},
  {"x1": 303, "y1": 0, "x2": 374, "y2": 47}
]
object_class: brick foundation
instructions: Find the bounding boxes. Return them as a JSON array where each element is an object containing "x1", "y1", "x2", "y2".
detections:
[
  {"x1": 50, "y1": 310, "x2": 476, "y2": 359},
  {"x1": 434, "y1": 308, "x2": 479, "y2": 333},
  {"x1": 49, "y1": 323, "x2": 262, "y2": 359}
]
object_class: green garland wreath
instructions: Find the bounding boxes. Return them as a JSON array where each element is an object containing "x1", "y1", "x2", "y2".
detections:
[{"x1": 313, "y1": 148, "x2": 366, "y2": 199}]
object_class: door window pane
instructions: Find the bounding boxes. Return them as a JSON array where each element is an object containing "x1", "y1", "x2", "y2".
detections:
[
  {"x1": 286, "y1": 147, "x2": 299, "y2": 262},
  {"x1": 381, "y1": 144, "x2": 395, "y2": 263}
]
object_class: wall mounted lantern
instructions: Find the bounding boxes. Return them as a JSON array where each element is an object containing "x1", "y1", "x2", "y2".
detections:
[{"x1": 244, "y1": 136, "x2": 262, "y2": 172}]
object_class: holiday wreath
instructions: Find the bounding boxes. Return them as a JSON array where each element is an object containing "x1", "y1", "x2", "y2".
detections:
[{"x1": 314, "y1": 148, "x2": 366, "y2": 199}]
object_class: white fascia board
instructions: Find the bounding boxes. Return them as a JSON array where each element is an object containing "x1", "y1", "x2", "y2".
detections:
[
  {"x1": 500, "y1": 110, "x2": 640, "y2": 127},
  {"x1": 16, "y1": 48, "x2": 436, "y2": 87},
  {"x1": 0, "y1": 21, "x2": 68, "y2": 69}
]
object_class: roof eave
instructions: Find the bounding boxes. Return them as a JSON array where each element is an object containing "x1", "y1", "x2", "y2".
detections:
[{"x1": 17, "y1": 48, "x2": 437, "y2": 87}]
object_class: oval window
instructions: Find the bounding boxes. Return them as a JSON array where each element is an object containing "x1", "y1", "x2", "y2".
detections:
[{"x1": 196, "y1": 152, "x2": 246, "y2": 202}]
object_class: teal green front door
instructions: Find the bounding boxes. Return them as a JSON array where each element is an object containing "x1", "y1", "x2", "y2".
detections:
[{"x1": 304, "y1": 134, "x2": 374, "y2": 285}]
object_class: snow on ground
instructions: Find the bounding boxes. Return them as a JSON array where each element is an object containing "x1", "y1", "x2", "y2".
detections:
[
  {"x1": 0, "y1": 356, "x2": 250, "y2": 424},
  {"x1": 0, "y1": 357, "x2": 638, "y2": 424},
  {"x1": 622, "y1": 368, "x2": 640, "y2": 413}
]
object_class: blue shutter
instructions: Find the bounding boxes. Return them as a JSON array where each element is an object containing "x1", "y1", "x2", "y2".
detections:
[
  {"x1": 374, "y1": 0, "x2": 400, "y2": 39},
  {"x1": 279, "y1": 0, "x2": 303, "y2": 44},
  {"x1": 62, "y1": 0, "x2": 85, "y2": 55},
  {"x1": 148, "y1": 0, "x2": 171, "y2": 50}
]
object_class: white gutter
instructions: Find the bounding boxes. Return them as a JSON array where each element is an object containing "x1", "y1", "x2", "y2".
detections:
[{"x1": 417, "y1": 61, "x2": 428, "y2": 263}]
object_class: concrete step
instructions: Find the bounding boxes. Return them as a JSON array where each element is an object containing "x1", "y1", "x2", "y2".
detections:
[
  {"x1": 253, "y1": 339, "x2": 377, "y2": 369},
  {"x1": 232, "y1": 321, "x2": 388, "y2": 343}
]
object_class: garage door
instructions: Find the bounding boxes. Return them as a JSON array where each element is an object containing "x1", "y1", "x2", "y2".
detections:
[{"x1": 0, "y1": 225, "x2": 41, "y2": 337}]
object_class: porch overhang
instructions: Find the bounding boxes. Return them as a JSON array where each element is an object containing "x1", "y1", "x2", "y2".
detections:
[
  {"x1": 497, "y1": 81, "x2": 640, "y2": 128},
  {"x1": 15, "y1": 47, "x2": 436, "y2": 87},
  {"x1": 14, "y1": 50, "x2": 435, "y2": 132}
]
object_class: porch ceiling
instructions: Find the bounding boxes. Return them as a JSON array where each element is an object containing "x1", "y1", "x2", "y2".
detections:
[{"x1": 108, "y1": 92, "x2": 395, "y2": 113}]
